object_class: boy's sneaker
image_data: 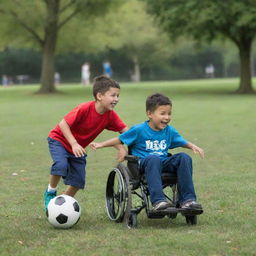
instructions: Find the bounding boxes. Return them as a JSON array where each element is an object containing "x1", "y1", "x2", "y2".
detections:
[
  {"x1": 180, "y1": 200, "x2": 202, "y2": 210},
  {"x1": 44, "y1": 190, "x2": 56, "y2": 211},
  {"x1": 152, "y1": 200, "x2": 172, "y2": 211}
]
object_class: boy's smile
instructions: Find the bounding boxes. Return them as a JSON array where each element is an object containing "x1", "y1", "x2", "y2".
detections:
[{"x1": 147, "y1": 105, "x2": 172, "y2": 131}]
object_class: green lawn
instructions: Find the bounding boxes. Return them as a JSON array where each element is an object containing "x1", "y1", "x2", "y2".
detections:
[{"x1": 1, "y1": 79, "x2": 256, "y2": 256}]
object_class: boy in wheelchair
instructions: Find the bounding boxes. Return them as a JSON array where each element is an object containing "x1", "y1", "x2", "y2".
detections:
[{"x1": 90, "y1": 93, "x2": 204, "y2": 212}]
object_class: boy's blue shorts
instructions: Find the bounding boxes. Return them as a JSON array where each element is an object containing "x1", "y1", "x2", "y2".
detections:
[{"x1": 47, "y1": 137, "x2": 86, "y2": 189}]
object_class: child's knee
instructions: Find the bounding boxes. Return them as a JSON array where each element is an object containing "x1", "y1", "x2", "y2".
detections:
[{"x1": 177, "y1": 152, "x2": 192, "y2": 163}]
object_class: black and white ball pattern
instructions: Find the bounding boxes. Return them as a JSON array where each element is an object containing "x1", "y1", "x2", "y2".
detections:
[{"x1": 46, "y1": 195, "x2": 81, "y2": 228}]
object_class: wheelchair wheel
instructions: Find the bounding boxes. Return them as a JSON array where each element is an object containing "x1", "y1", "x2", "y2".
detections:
[
  {"x1": 185, "y1": 215, "x2": 197, "y2": 225},
  {"x1": 105, "y1": 165, "x2": 131, "y2": 222}
]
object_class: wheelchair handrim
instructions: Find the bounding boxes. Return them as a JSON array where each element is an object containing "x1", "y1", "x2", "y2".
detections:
[{"x1": 105, "y1": 168, "x2": 128, "y2": 221}]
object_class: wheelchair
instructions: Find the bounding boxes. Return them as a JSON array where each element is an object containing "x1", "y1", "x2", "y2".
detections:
[{"x1": 105, "y1": 154, "x2": 203, "y2": 228}]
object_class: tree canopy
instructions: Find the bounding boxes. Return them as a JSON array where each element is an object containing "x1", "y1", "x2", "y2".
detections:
[
  {"x1": 59, "y1": 0, "x2": 173, "y2": 82},
  {"x1": 147, "y1": 0, "x2": 256, "y2": 93},
  {"x1": 0, "y1": 0, "x2": 120, "y2": 93},
  {"x1": 98, "y1": 0, "x2": 172, "y2": 81}
]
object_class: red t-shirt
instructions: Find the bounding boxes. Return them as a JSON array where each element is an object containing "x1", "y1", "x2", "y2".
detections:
[{"x1": 48, "y1": 101, "x2": 126, "y2": 153}]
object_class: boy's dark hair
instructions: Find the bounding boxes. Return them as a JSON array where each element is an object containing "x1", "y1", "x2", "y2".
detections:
[
  {"x1": 146, "y1": 93, "x2": 172, "y2": 112},
  {"x1": 93, "y1": 75, "x2": 120, "y2": 99}
]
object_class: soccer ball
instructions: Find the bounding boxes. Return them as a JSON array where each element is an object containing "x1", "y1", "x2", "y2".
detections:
[{"x1": 46, "y1": 195, "x2": 81, "y2": 229}]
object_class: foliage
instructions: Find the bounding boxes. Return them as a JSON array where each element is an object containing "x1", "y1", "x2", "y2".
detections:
[
  {"x1": 146, "y1": 0, "x2": 256, "y2": 93},
  {"x1": 59, "y1": 0, "x2": 173, "y2": 71},
  {"x1": 0, "y1": 48, "x2": 41, "y2": 80},
  {"x1": 1, "y1": 43, "x2": 240, "y2": 83},
  {"x1": 146, "y1": 0, "x2": 256, "y2": 44},
  {"x1": 105, "y1": 0, "x2": 172, "y2": 69},
  {"x1": 90, "y1": 0, "x2": 175, "y2": 81},
  {"x1": 0, "y1": 0, "x2": 121, "y2": 93},
  {"x1": 0, "y1": 0, "x2": 120, "y2": 49},
  {"x1": 57, "y1": 0, "x2": 123, "y2": 54},
  {"x1": 0, "y1": 45, "x2": 227, "y2": 83},
  {"x1": 1, "y1": 80, "x2": 256, "y2": 255}
]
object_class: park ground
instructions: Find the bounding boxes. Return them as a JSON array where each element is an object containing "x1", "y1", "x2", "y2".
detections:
[{"x1": 0, "y1": 78, "x2": 256, "y2": 256}]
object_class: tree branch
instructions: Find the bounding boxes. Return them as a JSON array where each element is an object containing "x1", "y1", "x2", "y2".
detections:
[
  {"x1": 58, "y1": 8, "x2": 80, "y2": 29},
  {"x1": 60, "y1": 0, "x2": 77, "y2": 14},
  {"x1": 0, "y1": 8, "x2": 44, "y2": 46}
]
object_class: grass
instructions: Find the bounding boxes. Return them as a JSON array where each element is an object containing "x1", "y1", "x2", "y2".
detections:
[{"x1": 0, "y1": 78, "x2": 256, "y2": 256}]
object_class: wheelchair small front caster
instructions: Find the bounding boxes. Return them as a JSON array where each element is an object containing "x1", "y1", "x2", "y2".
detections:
[
  {"x1": 127, "y1": 213, "x2": 137, "y2": 228},
  {"x1": 168, "y1": 212, "x2": 178, "y2": 219},
  {"x1": 185, "y1": 215, "x2": 197, "y2": 225}
]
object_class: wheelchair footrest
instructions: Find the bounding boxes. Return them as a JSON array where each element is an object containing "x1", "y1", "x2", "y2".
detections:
[
  {"x1": 148, "y1": 207, "x2": 178, "y2": 218},
  {"x1": 147, "y1": 207, "x2": 203, "y2": 218},
  {"x1": 147, "y1": 211, "x2": 166, "y2": 219},
  {"x1": 178, "y1": 208, "x2": 203, "y2": 216}
]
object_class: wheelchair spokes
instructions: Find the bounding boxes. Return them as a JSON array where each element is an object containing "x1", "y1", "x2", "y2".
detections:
[{"x1": 106, "y1": 168, "x2": 127, "y2": 222}]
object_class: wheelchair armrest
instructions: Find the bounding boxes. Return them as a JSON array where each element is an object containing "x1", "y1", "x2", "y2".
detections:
[
  {"x1": 124, "y1": 155, "x2": 139, "y2": 163},
  {"x1": 125, "y1": 155, "x2": 141, "y2": 184}
]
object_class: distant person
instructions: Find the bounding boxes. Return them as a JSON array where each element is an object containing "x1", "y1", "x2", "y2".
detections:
[
  {"x1": 54, "y1": 72, "x2": 61, "y2": 86},
  {"x1": 103, "y1": 61, "x2": 113, "y2": 78},
  {"x1": 43, "y1": 75, "x2": 128, "y2": 211},
  {"x1": 2, "y1": 75, "x2": 8, "y2": 86},
  {"x1": 8, "y1": 76, "x2": 13, "y2": 85},
  {"x1": 81, "y1": 62, "x2": 90, "y2": 85},
  {"x1": 90, "y1": 93, "x2": 204, "y2": 212},
  {"x1": 17, "y1": 75, "x2": 29, "y2": 85},
  {"x1": 205, "y1": 64, "x2": 215, "y2": 78}
]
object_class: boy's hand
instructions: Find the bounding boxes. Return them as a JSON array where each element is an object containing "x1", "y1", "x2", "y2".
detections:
[
  {"x1": 116, "y1": 147, "x2": 127, "y2": 162},
  {"x1": 89, "y1": 142, "x2": 103, "y2": 150},
  {"x1": 191, "y1": 145, "x2": 205, "y2": 158},
  {"x1": 185, "y1": 142, "x2": 205, "y2": 158},
  {"x1": 71, "y1": 142, "x2": 86, "y2": 157}
]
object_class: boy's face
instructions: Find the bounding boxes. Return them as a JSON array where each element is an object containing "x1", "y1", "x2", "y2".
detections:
[
  {"x1": 96, "y1": 87, "x2": 120, "y2": 111},
  {"x1": 147, "y1": 105, "x2": 172, "y2": 131}
]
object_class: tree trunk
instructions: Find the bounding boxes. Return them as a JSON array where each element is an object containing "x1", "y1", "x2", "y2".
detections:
[
  {"x1": 38, "y1": 39, "x2": 57, "y2": 93},
  {"x1": 237, "y1": 39, "x2": 255, "y2": 93},
  {"x1": 37, "y1": 0, "x2": 60, "y2": 94},
  {"x1": 132, "y1": 56, "x2": 141, "y2": 82}
]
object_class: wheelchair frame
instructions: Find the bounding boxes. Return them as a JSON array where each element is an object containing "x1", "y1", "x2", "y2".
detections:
[{"x1": 105, "y1": 155, "x2": 203, "y2": 228}]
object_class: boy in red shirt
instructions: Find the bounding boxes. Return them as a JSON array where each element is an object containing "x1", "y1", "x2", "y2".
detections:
[{"x1": 44, "y1": 75, "x2": 128, "y2": 210}]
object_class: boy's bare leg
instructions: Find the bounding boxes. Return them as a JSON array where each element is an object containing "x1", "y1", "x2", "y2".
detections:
[
  {"x1": 48, "y1": 175, "x2": 79, "y2": 196},
  {"x1": 64, "y1": 185, "x2": 79, "y2": 197},
  {"x1": 49, "y1": 175, "x2": 61, "y2": 188}
]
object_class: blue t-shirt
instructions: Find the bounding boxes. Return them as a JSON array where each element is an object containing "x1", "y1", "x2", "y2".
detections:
[{"x1": 119, "y1": 121, "x2": 188, "y2": 160}]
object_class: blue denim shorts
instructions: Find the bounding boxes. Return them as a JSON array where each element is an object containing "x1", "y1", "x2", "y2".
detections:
[{"x1": 48, "y1": 137, "x2": 87, "y2": 189}]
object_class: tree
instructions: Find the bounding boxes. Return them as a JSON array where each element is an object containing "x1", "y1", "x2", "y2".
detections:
[
  {"x1": 75, "y1": 0, "x2": 173, "y2": 82},
  {"x1": 112, "y1": 0, "x2": 172, "y2": 82},
  {"x1": 0, "y1": 0, "x2": 118, "y2": 93},
  {"x1": 146, "y1": 0, "x2": 256, "y2": 93}
]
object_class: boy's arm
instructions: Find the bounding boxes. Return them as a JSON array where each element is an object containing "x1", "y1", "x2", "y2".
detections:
[
  {"x1": 120, "y1": 127, "x2": 129, "y2": 133},
  {"x1": 90, "y1": 137, "x2": 122, "y2": 150},
  {"x1": 59, "y1": 119, "x2": 86, "y2": 157},
  {"x1": 90, "y1": 137, "x2": 127, "y2": 162},
  {"x1": 112, "y1": 127, "x2": 128, "y2": 161},
  {"x1": 183, "y1": 142, "x2": 205, "y2": 158},
  {"x1": 113, "y1": 143, "x2": 127, "y2": 162}
]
